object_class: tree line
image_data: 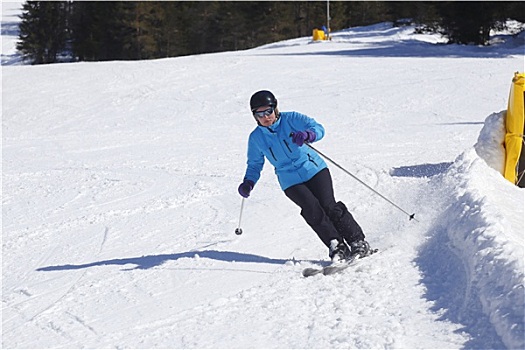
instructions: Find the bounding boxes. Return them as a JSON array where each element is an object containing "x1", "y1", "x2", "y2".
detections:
[{"x1": 16, "y1": 1, "x2": 525, "y2": 65}]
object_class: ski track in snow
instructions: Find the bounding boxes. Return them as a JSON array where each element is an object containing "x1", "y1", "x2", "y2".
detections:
[{"x1": 2, "y1": 10, "x2": 524, "y2": 349}]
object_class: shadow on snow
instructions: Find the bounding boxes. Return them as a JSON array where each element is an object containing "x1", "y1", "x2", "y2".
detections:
[
  {"x1": 415, "y1": 225, "x2": 506, "y2": 349},
  {"x1": 390, "y1": 162, "x2": 453, "y2": 178},
  {"x1": 255, "y1": 36, "x2": 523, "y2": 59},
  {"x1": 36, "y1": 250, "x2": 323, "y2": 272}
]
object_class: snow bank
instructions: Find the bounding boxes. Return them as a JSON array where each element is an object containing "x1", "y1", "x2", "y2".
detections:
[
  {"x1": 474, "y1": 111, "x2": 506, "y2": 174},
  {"x1": 433, "y1": 114, "x2": 524, "y2": 349}
]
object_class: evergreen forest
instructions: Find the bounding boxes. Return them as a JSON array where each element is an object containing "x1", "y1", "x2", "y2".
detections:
[{"x1": 16, "y1": 1, "x2": 525, "y2": 65}]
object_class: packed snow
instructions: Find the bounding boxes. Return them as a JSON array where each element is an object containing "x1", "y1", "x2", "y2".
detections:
[{"x1": 2, "y1": 2, "x2": 524, "y2": 349}]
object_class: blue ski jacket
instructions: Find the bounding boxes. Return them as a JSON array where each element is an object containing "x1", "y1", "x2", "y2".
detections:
[{"x1": 243, "y1": 111, "x2": 327, "y2": 191}]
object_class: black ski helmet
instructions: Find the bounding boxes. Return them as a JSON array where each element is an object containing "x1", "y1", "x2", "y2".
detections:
[{"x1": 250, "y1": 90, "x2": 277, "y2": 112}]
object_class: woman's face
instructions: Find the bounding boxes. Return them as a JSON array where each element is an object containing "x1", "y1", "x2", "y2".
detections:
[{"x1": 253, "y1": 106, "x2": 276, "y2": 127}]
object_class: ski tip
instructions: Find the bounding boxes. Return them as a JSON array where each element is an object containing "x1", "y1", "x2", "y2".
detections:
[{"x1": 302, "y1": 267, "x2": 323, "y2": 277}]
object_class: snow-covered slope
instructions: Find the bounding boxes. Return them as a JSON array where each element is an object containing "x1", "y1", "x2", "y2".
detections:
[{"x1": 2, "y1": 18, "x2": 524, "y2": 349}]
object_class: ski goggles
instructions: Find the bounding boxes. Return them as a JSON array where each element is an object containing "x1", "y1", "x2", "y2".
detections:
[{"x1": 253, "y1": 107, "x2": 274, "y2": 118}]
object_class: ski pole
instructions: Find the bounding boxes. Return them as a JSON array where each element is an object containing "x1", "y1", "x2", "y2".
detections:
[
  {"x1": 305, "y1": 142, "x2": 418, "y2": 222},
  {"x1": 235, "y1": 198, "x2": 245, "y2": 235}
]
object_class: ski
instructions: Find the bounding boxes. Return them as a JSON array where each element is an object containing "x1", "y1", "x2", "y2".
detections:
[{"x1": 302, "y1": 248, "x2": 378, "y2": 277}]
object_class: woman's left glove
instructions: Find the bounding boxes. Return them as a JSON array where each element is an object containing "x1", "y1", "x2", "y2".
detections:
[
  {"x1": 291, "y1": 130, "x2": 316, "y2": 146},
  {"x1": 238, "y1": 180, "x2": 255, "y2": 198}
]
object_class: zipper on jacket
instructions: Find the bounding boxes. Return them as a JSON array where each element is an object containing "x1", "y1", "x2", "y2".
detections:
[
  {"x1": 307, "y1": 153, "x2": 318, "y2": 167},
  {"x1": 269, "y1": 147, "x2": 278, "y2": 161},
  {"x1": 283, "y1": 140, "x2": 292, "y2": 153}
]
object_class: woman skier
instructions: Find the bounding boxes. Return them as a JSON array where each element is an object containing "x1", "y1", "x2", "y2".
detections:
[{"x1": 238, "y1": 90, "x2": 370, "y2": 263}]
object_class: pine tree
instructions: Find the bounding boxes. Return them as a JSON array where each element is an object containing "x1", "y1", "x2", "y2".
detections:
[
  {"x1": 437, "y1": 1, "x2": 519, "y2": 45},
  {"x1": 17, "y1": 1, "x2": 69, "y2": 64}
]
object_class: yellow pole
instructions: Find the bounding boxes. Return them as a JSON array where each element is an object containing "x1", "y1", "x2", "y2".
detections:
[{"x1": 503, "y1": 72, "x2": 525, "y2": 184}]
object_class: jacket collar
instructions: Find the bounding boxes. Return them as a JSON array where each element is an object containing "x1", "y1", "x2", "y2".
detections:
[{"x1": 258, "y1": 113, "x2": 282, "y2": 134}]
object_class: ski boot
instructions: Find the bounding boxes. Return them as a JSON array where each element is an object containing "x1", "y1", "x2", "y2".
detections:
[
  {"x1": 329, "y1": 239, "x2": 351, "y2": 264},
  {"x1": 349, "y1": 240, "x2": 371, "y2": 258}
]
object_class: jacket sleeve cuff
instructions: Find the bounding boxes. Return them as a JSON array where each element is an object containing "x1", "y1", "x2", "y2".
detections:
[
  {"x1": 306, "y1": 130, "x2": 317, "y2": 143},
  {"x1": 243, "y1": 179, "x2": 255, "y2": 188}
]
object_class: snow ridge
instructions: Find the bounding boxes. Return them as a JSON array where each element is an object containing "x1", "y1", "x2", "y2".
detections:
[
  {"x1": 421, "y1": 112, "x2": 524, "y2": 349},
  {"x1": 437, "y1": 148, "x2": 524, "y2": 349}
]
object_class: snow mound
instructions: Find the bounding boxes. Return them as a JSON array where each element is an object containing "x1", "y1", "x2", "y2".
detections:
[
  {"x1": 427, "y1": 114, "x2": 524, "y2": 349},
  {"x1": 474, "y1": 111, "x2": 506, "y2": 173}
]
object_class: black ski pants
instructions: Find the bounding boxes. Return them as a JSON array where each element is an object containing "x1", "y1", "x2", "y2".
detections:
[{"x1": 284, "y1": 168, "x2": 365, "y2": 248}]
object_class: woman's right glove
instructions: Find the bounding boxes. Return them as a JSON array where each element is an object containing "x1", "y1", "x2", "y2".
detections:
[
  {"x1": 291, "y1": 130, "x2": 316, "y2": 146},
  {"x1": 238, "y1": 180, "x2": 255, "y2": 198}
]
